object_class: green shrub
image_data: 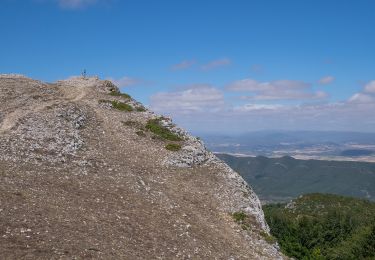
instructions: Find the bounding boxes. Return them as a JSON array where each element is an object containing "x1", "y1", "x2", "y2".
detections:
[
  {"x1": 109, "y1": 91, "x2": 131, "y2": 99},
  {"x1": 232, "y1": 211, "x2": 247, "y2": 222},
  {"x1": 136, "y1": 106, "x2": 147, "y2": 112},
  {"x1": 145, "y1": 119, "x2": 182, "y2": 141},
  {"x1": 261, "y1": 231, "x2": 277, "y2": 244},
  {"x1": 111, "y1": 101, "x2": 133, "y2": 111},
  {"x1": 231, "y1": 211, "x2": 256, "y2": 231},
  {"x1": 165, "y1": 143, "x2": 181, "y2": 151}
]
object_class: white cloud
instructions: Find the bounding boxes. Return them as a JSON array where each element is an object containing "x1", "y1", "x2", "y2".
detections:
[
  {"x1": 58, "y1": 0, "x2": 99, "y2": 9},
  {"x1": 242, "y1": 91, "x2": 328, "y2": 101},
  {"x1": 348, "y1": 80, "x2": 375, "y2": 103},
  {"x1": 227, "y1": 78, "x2": 327, "y2": 101},
  {"x1": 349, "y1": 93, "x2": 375, "y2": 103},
  {"x1": 201, "y1": 58, "x2": 231, "y2": 71},
  {"x1": 228, "y1": 79, "x2": 309, "y2": 92},
  {"x1": 107, "y1": 76, "x2": 141, "y2": 87},
  {"x1": 150, "y1": 84, "x2": 226, "y2": 114},
  {"x1": 171, "y1": 60, "x2": 195, "y2": 71},
  {"x1": 233, "y1": 104, "x2": 284, "y2": 112},
  {"x1": 318, "y1": 76, "x2": 335, "y2": 85},
  {"x1": 364, "y1": 80, "x2": 375, "y2": 93}
]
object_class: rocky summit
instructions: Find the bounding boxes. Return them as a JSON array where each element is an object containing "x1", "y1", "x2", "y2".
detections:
[{"x1": 0, "y1": 74, "x2": 284, "y2": 259}]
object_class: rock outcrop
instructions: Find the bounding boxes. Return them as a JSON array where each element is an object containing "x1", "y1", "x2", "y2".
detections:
[{"x1": 0, "y1": 75, "x2": 284, "y2": 259}]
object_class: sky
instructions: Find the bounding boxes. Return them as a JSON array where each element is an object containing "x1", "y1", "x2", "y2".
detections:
[{"x1": 1, "y1": 0, "x2": 375, "y2": 134}]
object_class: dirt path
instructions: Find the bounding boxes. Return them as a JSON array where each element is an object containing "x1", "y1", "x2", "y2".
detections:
[{"x1": 0, "y1": 83, "x2": 89, "y2": 133}]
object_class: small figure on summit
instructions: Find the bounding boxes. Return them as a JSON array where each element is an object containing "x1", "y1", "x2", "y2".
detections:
[{"x1": 82, "y1": 69, "x2": 87, "y2": 79}]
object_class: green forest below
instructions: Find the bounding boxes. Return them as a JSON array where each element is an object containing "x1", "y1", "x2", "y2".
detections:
[
  {"x1": 218, "y1": 154, "x2": 375, "y2": 203},
  {"x1": 263, "y1": 194, "x2": 375, "y2": 259}
]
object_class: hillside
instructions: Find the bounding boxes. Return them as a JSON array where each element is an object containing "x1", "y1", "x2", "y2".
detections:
[
  {"x1": 0, "y1": 75, "x2": 283, "y2": 259},
  {"x1": 263, "y1": 194, "x2": 375, "y2": 259},
  {"x1": 217, "y1": 154, "x2": 375, "y2": 203}
]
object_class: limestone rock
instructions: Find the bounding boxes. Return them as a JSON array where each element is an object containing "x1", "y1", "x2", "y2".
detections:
[{"x1": 0, "y1": 74, "x2": 284, "y2": 259}]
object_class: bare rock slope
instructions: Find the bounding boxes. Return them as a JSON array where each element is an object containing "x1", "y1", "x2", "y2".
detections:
[{"x1": 0, "y1": 75, "x2": 284, "y2": 259}]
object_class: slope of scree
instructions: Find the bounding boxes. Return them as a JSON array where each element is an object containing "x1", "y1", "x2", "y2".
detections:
[{"x1": 0, "y1": 74, "x2": 284, "y2": 259}]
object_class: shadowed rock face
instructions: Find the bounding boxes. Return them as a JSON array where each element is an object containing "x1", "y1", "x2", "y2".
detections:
[{"x1": 0, "y1": 75, "x2": 284, "y2": 259}]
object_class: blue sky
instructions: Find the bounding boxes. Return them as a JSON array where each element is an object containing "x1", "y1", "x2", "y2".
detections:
[{"x1": 1, "y1": 0, "x2": 375, "y2": 134}]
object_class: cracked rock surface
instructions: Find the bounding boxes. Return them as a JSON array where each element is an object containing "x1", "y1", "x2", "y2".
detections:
[{"x1": 0, "y1": 75, "x2": 285, "y2": 259}]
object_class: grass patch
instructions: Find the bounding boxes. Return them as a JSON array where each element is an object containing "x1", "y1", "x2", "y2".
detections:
[
  {"x1": 145, "y1": 119, "x2": 182, "y2": 141},
  {"x1": 111, "y1": 101, "x2": 133, "y2": 111},
  {"x1": 165, "y1": 143, "x2": 181, "y2": 151},
  {"x1": 232, "y1": 211, "x2": 253, "y2": 230},
  {"x1": 232, "y1": 211, "x2": 247, "y2": 222},
  {"x1": 261, "y1": 231, "x2": 277, "y2": 244},
  {"x1": 109, "y1": 91, "x2": 131, "y2": 99},
  {"x1": 136, "y1": 106, "x2": 147, "y2": 112},
  {"x1": 122, "y1": 121, "x2": 146, "y2": 137}
]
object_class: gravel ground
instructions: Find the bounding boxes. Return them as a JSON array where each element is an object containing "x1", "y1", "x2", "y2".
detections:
[{"x1": 0, "y1": 75, "x2": 285, "y2": 259}]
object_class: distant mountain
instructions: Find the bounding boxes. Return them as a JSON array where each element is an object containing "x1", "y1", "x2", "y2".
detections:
[
  {"x1": 202, "y1": 131, "x2": 375, "y2": 147},
  {"x1": 217, "y1": 153, "x2": 375, "y2": 203},
  {"x1": 201, "y1": 131, "x2": 375, "y2": 162}
]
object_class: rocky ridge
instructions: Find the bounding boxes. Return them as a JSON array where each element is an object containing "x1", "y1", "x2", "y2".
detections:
[{"x1": 0, "y1": 75, "x2": 284, "y2": 259}]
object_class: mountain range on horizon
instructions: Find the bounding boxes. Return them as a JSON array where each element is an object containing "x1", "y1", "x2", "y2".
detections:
[{"x1": 201, "y1": 130, "x2": 375, "y2": 162}]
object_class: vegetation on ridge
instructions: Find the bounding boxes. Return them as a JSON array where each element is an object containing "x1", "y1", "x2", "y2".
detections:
[
  {"x1": 165, "y1": 143, "x2": 181, "y2": 151},
  {"x1": 232, "y1": 211, "x2": 256, "y2": 231},
  {"x1": 111, "y1": 100, "x2": 133, "y2": 111},
  {"x1": 145, "y1": 118, "x2": 182, "y2": 141},
  {"x1": 109, "y1": 91, "x2": 131, "y2": 99}
]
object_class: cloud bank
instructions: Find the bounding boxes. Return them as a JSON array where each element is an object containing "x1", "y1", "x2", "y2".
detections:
[
  {"x1": 349, "y1": 81, "x2": 375, "y2": 104},
  {"x1": 227, "y1": 78, "x2": 328, "y2": 100},
  {"x1": 150, "y1": 84, "x2": 225, "y2": 114},
  {"x1": 149, "y1": 80, "x2": 375, "y2": 133}
]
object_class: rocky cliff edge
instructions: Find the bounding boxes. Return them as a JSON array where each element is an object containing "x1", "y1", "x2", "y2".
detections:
[{"x1": 0, "y1": 75, "x2": 284, "y2": 259}]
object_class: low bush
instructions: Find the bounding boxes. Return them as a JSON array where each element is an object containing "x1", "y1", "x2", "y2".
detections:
[
  {"x1": 136, "y1": 106, "x2": 147, "y2": 112},
  {"x1": 231, "y1": 211, "x2": 257, "y2": 231},
  {"x1": 145, "y1": 119, "x2": 182, "y2": 141},
  {"x1": 111, "y1": 101, "x2": 133, "y2": 111},
  {"x1": 261, "y1": 231, "x2": 277, "y2": 244},
  {"x1": 109, "y1": 91, "x2": 131, "y2": 99},
  {"x1": 232, "y1": 211, "x2": 247, "y2": 222},
  {"x1": 165, "y1": 143, "x2": 181, "y2": 151}
]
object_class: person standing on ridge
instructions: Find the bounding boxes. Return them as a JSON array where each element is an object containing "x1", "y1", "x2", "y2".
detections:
[{"x1": 82, "y1": 69, "x2": 87, "y2": 79}]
